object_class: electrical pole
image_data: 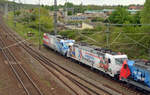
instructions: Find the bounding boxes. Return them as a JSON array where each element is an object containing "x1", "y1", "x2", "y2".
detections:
[
  {"x1": 13, "y1": 0, "x2": 16, "y2": 27},
  {"x1": 65, "y1": 0, "x2": 67, "y2": 17},
  {"x1": 106, "y1": 24, "x2": 110, "y2": 48},
  {"x1": 4, "y1": 2, "x2": 8, "y2": 17},
  {"x1": 38, "y1": 0, "x2": 41, "y2": 50},
  {"x1": 54, "y1": 0, "x2": 57, "y2": 35},
  {"x1": 18, "y1": 0, "x2": 21, "y2": 10}
]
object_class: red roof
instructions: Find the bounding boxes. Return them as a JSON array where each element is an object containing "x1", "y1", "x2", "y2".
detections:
[{"x1": 129, "y1": 6, "x2": 144, "y2": 10}]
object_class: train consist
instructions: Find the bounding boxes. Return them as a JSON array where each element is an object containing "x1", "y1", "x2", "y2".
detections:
[{"x1": 43, "y1": 33, "x2": 150, "y2": 92}]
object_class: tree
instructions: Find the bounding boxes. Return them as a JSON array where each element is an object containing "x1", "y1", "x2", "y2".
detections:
[
  {"x1": 64, "y1": 2, "x2": 74, "y2": 8},
  {"x1": 20, "y1": 8, "x2": 53, "y2": 32},
  {"x1": 141, "y1": 0, "x2": 150, "y2": 25},
  {"x1": 0, "y1": 0, "x2": 7, "y2": 3},
  {"x1": 140, "y1": 0, "x2": 150, "y2": 56},
  {"x1": 108, "y1": 7, "x2": 130, "y2": 24}
]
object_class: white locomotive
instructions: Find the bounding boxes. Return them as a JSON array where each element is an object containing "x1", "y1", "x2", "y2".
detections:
[{"x1": 67, "y1": 42, "x2": 128, "y2": 77}]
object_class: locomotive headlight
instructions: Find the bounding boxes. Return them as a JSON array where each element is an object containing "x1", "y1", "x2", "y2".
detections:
[{"x1": 43, "y1": 33, "x2": 46, "y2": 36}]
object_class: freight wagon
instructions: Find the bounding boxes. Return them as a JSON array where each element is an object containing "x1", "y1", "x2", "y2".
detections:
[
  {"x1": 67, "y1": 42, "x2": 128, "y2": 77},
  {"x1": 43, "y1": 33, "x2": 75, "y2": 56}
]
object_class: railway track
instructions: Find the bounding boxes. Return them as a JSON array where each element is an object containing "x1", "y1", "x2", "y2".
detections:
[
  {"x1": 0, "y1": 13, "x2": 141, "y2": 95},
  {"x1": 0, "y1": 29, "x2": 43, "y2": 95},
  {"x1": 0, "y1": 21, "x2": 116, "y2": 95}
]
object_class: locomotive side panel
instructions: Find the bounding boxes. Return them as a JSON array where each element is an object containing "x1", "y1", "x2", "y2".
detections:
[
  {"x1": 67, "y1": 44, "x2": 120, "y2": 77},
  {"x1": 47, "y1": 34, "x2": 57, "y2": 50}
]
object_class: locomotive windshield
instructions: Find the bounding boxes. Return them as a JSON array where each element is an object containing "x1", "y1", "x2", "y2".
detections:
[{"x1": 115, "y1": 58, "x2": 127, "y2": 64}]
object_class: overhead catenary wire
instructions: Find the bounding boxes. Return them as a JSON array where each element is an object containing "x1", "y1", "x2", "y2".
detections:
[
  {"x1": 110, "y1": 32, "x2": 122, "y2": 45},
  {"x1": 107, "y1": 24, "x2": 150, "y2": 26},
  {"x1": 123, "y1": 33, "x2": 149, "y2": 50}
]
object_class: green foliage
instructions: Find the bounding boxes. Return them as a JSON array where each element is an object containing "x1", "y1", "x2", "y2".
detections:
[
  {"x1": 6, "y1": 13, "x2": 43, "y2": 45},
  {"x1": 140, "y1": 0, "x2": 150, "y2": 52},
  {"x1": 15, "y1": 11, "x2": 21, "y2": 16},
  {"x1": 95, "y1": 25, "x2": 102, "y2": 31},
  {"x1": 91, "y1": 17, "x2": 105, "y2": 22},
  {"x1": 123, "y1": 21, "x2": 135, "y2": 33},
  {"x1": 59, "y1": 30, "x2": 76, "y2": 39},
  {"x1": 141, "y1": 0, "x2": 150, "y2": 24},
  {"x1": 108, "y1": 6, "x2": 141, "y2": 24},
  {"x1": 19, "y1": 8, "x2": 53, "y2": 32},
  {"x1": 132, "y1": 12, "x2": 141, "y2": 24},
  {"x1": 65, "y1": 2, "x2": 74, "y2": 8},
  {"x1": 0, "y1": 0, "x2": 7, "y2": 2},
  {"x1": 5, "y1": 7, "x2": 54, "y2": 45},
  {"x1": 109, "y1": 7, "x2": 130, "y2": 24},
  {"x1": 67, "y1": 11, "x2": 73, "y2": 15}
]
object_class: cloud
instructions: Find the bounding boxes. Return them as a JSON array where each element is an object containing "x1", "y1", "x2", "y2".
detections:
[{"x1": 9, "y1": 0, "x2": 145, "y2": 5}]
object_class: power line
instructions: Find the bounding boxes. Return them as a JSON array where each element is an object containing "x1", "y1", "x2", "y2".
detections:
[
  {"x1": 110, "y1": 32, "x2": 122, "y2": 45},
  {"x1": 106, "y1": 23, "x2": 150, "y2": 26},
  {"x1": 123, "y1": 33, "x2": 149, "y2": 50}
]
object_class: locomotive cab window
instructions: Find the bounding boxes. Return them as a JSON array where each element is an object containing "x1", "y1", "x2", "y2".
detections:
[
  {"x1": 145, "y1": 61, "x2": 150, "y2": 66},
  {"x1": 124, "y1": 64, "x2": 127, "y2": 69},
  {"x1": 115, "y1": 58, "x2": 127, "y2": 64},
  {"x1": 108, "y1": 59, "x2": 111, "y2": 63}
]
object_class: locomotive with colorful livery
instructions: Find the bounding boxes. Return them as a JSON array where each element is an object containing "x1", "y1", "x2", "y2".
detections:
[
  {"x1": 67, "y1": 42, "x2": 128, "y2": 77},
  {"x1": 120, "y1": 60, "x2": 150, "y2": 91},
  {"x1": 43, "y1": 33, "x2": 75, "y2": 56}
]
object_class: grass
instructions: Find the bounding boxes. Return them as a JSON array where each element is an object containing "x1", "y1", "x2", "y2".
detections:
[
  {"x1": 0, "y1": 80, "x2": 6, "y2": 89},
  {"x1": 5, "y1": 12, "x2": 43, "y2": 46}
]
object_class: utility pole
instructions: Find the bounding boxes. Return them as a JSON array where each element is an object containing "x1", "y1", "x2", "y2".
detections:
[
  {"x1": 18, "y1": 0, "x2": 21, "y2": 10},
  {"x1": 38, "y1": 0, "x2": 41, "y2": 50},
  {"x1": 4, "y1": 2, "x2": 8, "y2": 17},
  {"x1": 13, "y1": 0, "x2": 16, "y2": 27},
  {"x1": 106, "y1": 24, "x2": 110, "y2": 48},
  {"x1": 65, "y1": 0, "x2": 68, "y2": 17},
  {"x1": 54, "y1": 0, "x2": 57, "y2": 35}
]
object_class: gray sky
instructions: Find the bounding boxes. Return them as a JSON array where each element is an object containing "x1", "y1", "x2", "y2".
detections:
[{"x1": 9, "y1": 0, "x2": 146, "y2": 6}]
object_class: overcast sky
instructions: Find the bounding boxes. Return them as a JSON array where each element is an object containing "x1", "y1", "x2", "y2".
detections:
[{"x1": 8, "y1": 0, "x2": 146, "y2": 6}]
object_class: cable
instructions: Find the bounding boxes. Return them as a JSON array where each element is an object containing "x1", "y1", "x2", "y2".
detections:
[
  {"x1": 123, "y1": 33, "x2": 149, "y2": 50},
  {"x1": 106, "y1": 24, "x2": 150, "y2": 26},
  {"x1": 110, "y1": 32, "x2": 122, "y2": 45}
]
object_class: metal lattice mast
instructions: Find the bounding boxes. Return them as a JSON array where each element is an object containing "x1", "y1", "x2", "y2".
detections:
[
  {"x1": 4, "y1": 2, "x2": 8, "y2": 17},
  {"x1": 38, "y1": 0, "x2": 41, "y2": 50},
  {"x1": 54, "y1": 0, "x2": 57, "y2": 35},
  {"x1": 13, "y1": 0, "x2": 16, "y2": 27}
]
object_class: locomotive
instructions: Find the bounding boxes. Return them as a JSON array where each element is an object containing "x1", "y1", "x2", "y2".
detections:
[
  {"x1": 67, "y1": 42, "x2": 127, "y2": 77},
  {"x1": 43, "y1": 33, "x2": 75, "y2": 56},
  {"x1": 120, "y1": 60, "x2": 150, "y2": 91}
]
